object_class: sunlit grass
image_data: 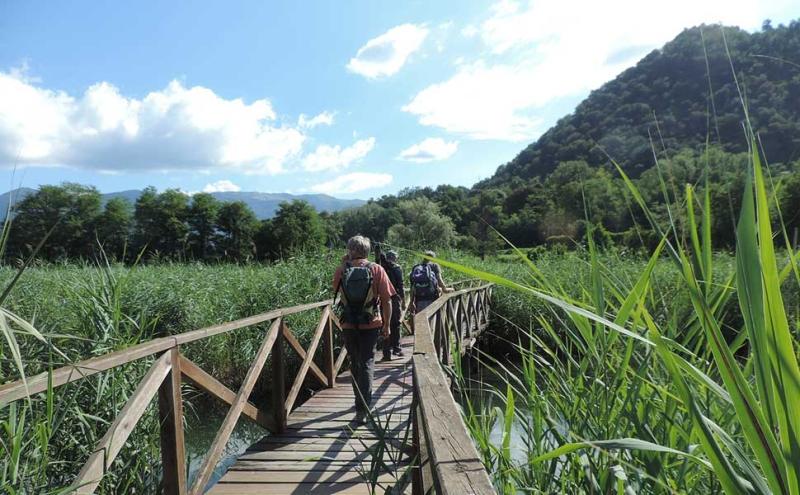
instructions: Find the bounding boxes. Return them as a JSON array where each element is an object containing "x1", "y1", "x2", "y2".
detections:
[{"x1": 440, "y1": 138, "x2": 800, "y2": 493}]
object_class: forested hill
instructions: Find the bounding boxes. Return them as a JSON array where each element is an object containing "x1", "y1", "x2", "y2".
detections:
[{"x1": 480, "y1": 20, "x2": 800, "y2": 187}]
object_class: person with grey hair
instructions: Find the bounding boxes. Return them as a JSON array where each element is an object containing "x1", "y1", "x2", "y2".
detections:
[
  {"x1": 332, "y1": 235, "x2": 395, "y2": 424},
  {"x1": 409, "y1": 250, "x2": 452, "y2": 315}
]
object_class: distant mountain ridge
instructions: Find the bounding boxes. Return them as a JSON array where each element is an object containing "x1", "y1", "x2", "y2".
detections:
[{"x1": 0, "y1": 188, "x2": 364, "y2": 219}]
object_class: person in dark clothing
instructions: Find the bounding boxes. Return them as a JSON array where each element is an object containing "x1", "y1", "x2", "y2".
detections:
[
  {"x1": 409, "y1": 250, "x2": 452, "y2": 315},
  {"x1": 381, "y1": 250, "x2": 405, "y2": 360}
]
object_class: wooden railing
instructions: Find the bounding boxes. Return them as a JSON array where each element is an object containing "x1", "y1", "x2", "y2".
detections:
[
  {"x1": 1, "y1": 284, "x2": 499, "y2": 495},
  {"x1": 411, "y1": 284, "x2": 496, "y2": 495},
  {"x1": 0, "y1": 300, "x2": 347, "y2": 494}
]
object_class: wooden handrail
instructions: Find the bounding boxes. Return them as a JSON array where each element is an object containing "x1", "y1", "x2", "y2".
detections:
[
  {"x1": 411, "y1": 284, "x2": 496, "y2": 495},
  {"x1": 451, "y1": 278, "x2": 483, "y2": 289},
  {"x1": 0, "y1": 299, "x2": 343, "y2": 494},
  {"x1": 0, "y1": 299, "x2": 332, "y2": 405}
]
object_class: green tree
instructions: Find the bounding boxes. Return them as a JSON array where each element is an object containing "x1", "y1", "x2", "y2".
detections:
[
  {"x1": 217, "y1": 201, "x2": 259, "y2": 261},
  {"x1": 94, "y1": 197, "x2": 133, "y2": 260},
  {"x1": 466, "y1": 189, "x2": 505, "y2": 258},
  {"x1": 7, "y1": 183, "x2": 102, "y2": 260},
  {"x1": 319, "y1": 211, "x2": 343, "y2": 248},
  {"x1": 187, "y1": 193, "x2": 220, "y2": 260},
  {"x1": 386, "y1": 197, "x2": 456, "y2": 250},
  {"x1": 263, "y1": 200, "x2": 325, "y2": 258},
  {"x1": 340, "y1": 203, "x2": 402, "y2": 242},
  {"x1": 133, "y1": 187, "x2": 189, "y2": 259}
]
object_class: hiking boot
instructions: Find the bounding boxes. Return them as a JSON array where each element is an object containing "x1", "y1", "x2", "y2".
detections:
[
  {"x1": 354, "y1": 410, "x2": 367, "y2": 425},
  {"x1": 392, "y1": 347, "x2": 404, "y2": 357}
]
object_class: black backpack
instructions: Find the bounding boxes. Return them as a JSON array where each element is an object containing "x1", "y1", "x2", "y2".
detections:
[
  {"x1": 386, "y1": 262, "x2": 402, "y2": 293},
  {"x1": 336, "y1": 262, "x2": 376, "y2": 326}
]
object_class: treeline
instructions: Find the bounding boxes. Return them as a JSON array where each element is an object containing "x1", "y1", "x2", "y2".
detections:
[
  {"x1": 363, "y1": 146, "x2": 800, "y2": 253},
  {"x1": 5, "y1": 185, "x2": 327, "y2": 262},
  {"x1": 8, "y1": 146, "x2": 800, "y2": 263},
  {"x1": 3, "y1": 183, "x2": 459, "y2": 262}
]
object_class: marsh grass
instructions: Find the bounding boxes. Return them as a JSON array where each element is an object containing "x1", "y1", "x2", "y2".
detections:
[
  {"x1": 0, "y1": 252, "x2": 348, "y2": 493},
  {"x1": 438, "y1": 135, "x2": 800, "y2": 493}
]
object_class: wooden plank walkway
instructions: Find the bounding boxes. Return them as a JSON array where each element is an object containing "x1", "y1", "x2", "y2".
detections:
[{"x1": 208, "y1": 337, "x2": 415, "y2": 495}]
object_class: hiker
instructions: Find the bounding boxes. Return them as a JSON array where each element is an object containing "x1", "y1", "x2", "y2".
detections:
[
  {"x1": 333, "y1": 235, "x2": 395, "y2": 424},
  {"x1": 380, "y1": 250, "x2": 405, "y2": 361},
  {"x1": 409, "y1": 250, "x2": 452, "y2": 315}
]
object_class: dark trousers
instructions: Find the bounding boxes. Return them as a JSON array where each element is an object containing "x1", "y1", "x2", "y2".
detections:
[
  {"x1": 343, "y1": 328, "x2": 379, "y2": 413},
  {"x1": 415, "y1": 297, "x2": 436, "y2": 312},
  {"x1": 383, "y1": 297, "x2": 402, "y2": 357}
]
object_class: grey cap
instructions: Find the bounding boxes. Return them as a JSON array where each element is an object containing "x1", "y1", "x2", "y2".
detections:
[{"x1": 386, "y1": 250, "x2": 398, "y2": 261}]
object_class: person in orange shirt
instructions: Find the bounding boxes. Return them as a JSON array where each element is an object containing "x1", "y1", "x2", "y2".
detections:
[{"x1": 332, "y1": 235, "x2": 395, "y2": 424}]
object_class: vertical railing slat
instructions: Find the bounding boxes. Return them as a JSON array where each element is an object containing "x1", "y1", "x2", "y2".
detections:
[
  {"x1": 159, "y1": 347, "x2": 187, "y2": 495},
  {"x1": 322, "y1": 306, "x2": 335, "y2": 387},
  {"x1": 272, "y1": 318, "x2": 287, "y2": 434}
]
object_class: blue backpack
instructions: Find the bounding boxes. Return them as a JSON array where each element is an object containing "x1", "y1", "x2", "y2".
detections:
[{"x1": 410, "y1": 263, "x2": 438, "y2": 299}]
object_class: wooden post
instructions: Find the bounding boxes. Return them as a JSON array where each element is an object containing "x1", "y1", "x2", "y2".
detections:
[
  {"x1": 447, "y1": 300, "x2": 462, "y2": 356},
  {"x1": 158, "y1": 347, "x2": 187, "y2": 495},
  {"x1": 271, "y1": 318, "x2": 287, "y2": 433},
  {"x1": 477, "y1": 290, "x2": 484, "y2": 328},
  {"x1": 322, "y1": 307, "x2": 335, "y2": 387},
  {"x1": 458, "y1": 296, "x2": 468, "y2": 338},
  {"x1": 439, "y1": 312, "x2": 450, "y2": 367},
  {"x1": 431, "y1": 313, "x2": 441, "y2": 361},
  {"x1": 469, "y1": 293, "x2": 478, "y2": 333}
]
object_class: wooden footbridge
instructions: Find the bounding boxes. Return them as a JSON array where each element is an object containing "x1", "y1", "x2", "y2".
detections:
[{"x1": 0, "y1": 282, "x2": 495, "y2": 494}]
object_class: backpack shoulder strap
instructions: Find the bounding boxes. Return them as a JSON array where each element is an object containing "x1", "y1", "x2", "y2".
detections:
[{"x1": 335, "y1": 261, "x2": 353, "y2": 302}]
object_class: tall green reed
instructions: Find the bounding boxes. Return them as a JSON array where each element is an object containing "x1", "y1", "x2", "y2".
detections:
[{"x1": 440, "y1": 135, "x2": 800, "y2": 493}]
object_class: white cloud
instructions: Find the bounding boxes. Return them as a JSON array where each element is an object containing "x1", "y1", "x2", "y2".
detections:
[
  {"x1": 302, "y1": 137, "x2": 376, "y2": 172},
  {"x1": 0, "y1": 73, "x2": 305, "y2": 174},
  {"x1": 202, "y1": 179, "x2": 241, "y2": 193},
  {"x1": 298, "y1": 111, "x2": 335, "y2": 129},
  {"x1": 311, "y1": 172, "x2": 393, "y2": 195},
  {"x1": 460, "y1": 25, "x2": 479, "y2": 38},
  {"x1": 399, "y1": 138, "x2": 458, "y2": 162},
  {"x1": 403, "y1": 61, "x2": 544, "y2": 141},
  {"x1": 405, "y1": 0, "x2": 790, "y2": 141},
  {"x1": 347, "y1": 24, "x2": 429, "y2": 79}
]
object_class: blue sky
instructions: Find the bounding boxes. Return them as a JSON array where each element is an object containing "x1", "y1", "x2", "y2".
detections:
[{"x1": 0, "y1": 1, "x2": 796, "y2": 199}]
